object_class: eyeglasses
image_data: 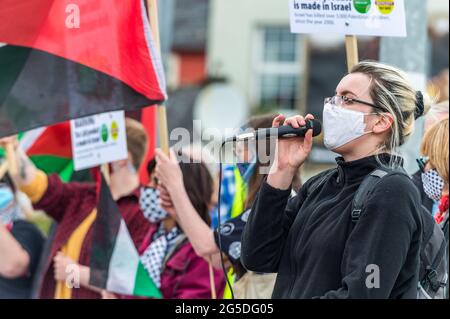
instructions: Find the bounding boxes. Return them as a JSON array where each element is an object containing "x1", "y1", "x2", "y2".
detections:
[
  {"x1": 416, "y1": 156, "x2": 429, "y2": 173},
  {"x1": 325, "y1": 95, "x2": 385, "y2": 112}
]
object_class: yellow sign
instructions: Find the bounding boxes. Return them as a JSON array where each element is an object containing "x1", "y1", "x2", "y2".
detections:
[
  {"x1": 111, "y1": 121, "x2": 119, "y2": 141},
  {"x1": 376, "y1": 0, "x2": 395, "y2": 15}
]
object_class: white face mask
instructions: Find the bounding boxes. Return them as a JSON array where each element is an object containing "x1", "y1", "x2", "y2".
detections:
[{"x1": 323, "y1": 103, "x2": 375, "y2": 151}]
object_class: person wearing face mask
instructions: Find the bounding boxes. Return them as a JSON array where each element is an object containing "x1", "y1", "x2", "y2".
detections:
[
  {"x1": 210, "y1": 115, "x2": 281, "y2": 229},
  {"x1": 0, "y1": 118, "x2": 151, "y2": 299},
  {"x1": 418, "y1": 118, "x2": 449, "y2": 239},
  {"x1": 138, "y1": 153, "x2": 225, "y2": 299},
  {"x1": 241, "y1": 61, "x2": 429, "y2": 299},
  {"x1": 155, "y1": 115, "x2": 302, "y2": 299},
  {"x1": 0, "y1": 173, "x2": 44, "y2": 299}
]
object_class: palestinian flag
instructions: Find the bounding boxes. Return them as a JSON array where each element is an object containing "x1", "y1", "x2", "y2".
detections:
[
  {"x1": 90, "y1": 175, "x2": 161, "y2": 298},
  {"x1": 0, "y1": 122, "x2": 74, "y2": 182},
  {"x1": 19, "y1": 123, "x2": 73, "y2": 182},
  {"x1": 0, "y1": 0, "x2": 166, "y2": 138}
]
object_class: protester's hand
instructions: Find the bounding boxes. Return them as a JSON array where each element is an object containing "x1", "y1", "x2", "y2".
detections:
[
  {"x1": 53, "y1": 252, "x2": 77, "y2": 282},
  {"x1": 154, "y1": 149, "x2": 183, "y2": 196},
  {"x1": 157, "y1": 184, "x2": 177, "y2": 219},
  {"x1": 0, "y1": 135, "x2": 36, "y2": 185},
  {"x1": 272, "y1": 114, "x2": 314, "y2": 172},
  {"x1": 0, "y1": 136, "x2": 18, "y2": 150},
  {"x1": 101, "y1": 290, "x2": 118, "y2": 299},
  {"x1": 267, "y1": 114, "x2": 314, "y2": 190}
]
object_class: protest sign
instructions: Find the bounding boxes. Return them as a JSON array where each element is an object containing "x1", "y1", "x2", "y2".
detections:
[
  {"x1": 289, "y1": 0, "x2": 407, "y2": 37},
  {"x1": 71, "y1": 111, "x2": 127, "y2": 171}
]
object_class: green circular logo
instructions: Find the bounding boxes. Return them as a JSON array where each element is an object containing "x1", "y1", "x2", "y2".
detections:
[
  {"x1": 101, "y1": 124, "x2": 109, "y2": 142},
  {"x1": 353, "y1": 0, "x2": 371, "y2": 14}
]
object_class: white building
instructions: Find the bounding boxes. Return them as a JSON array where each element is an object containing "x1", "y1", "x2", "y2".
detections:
[
  {"x1": 207, "y1": 0, "x2": 308, "y2": 114},
  {"x1": 207, "y1": 0, "x2": 449, "y2": 116}
]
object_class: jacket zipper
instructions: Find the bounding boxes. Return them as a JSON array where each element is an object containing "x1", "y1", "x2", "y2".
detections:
[{"x1": 285, "y1": 167, "x2": 344, "y2": 298}]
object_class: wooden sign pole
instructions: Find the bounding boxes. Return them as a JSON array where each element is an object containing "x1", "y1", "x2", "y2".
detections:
[
  {"x1": 345, "y1": 35, "x2": 359, "y2": 72},
  {"x1": 147, "y1": 0, "x2": 170, "y2": 156},
  {"x1": 147, "y1": 0, "x2": 218, "y2": 298},
  {"x1": 208, "y1": 257, "x2": 217, "y2": 299}
]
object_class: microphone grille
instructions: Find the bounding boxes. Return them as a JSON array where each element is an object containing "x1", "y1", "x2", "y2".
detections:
[{"x1": 310, "y1": 120, "x2": 322, "y2": 137}]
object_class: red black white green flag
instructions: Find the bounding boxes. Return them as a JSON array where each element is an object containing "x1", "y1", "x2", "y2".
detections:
[
  {"x1": 0, "y1": 0, "x2": 166, "y2": 138},
  {"x1": 90, "y1": 175, "x2": 162, "y2": 298}
]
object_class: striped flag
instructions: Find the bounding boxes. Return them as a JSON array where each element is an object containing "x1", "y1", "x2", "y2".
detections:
[
  {"x1": 0, "y1": 0, "x2": 166, "y2": 138},
  {"x1": 0, "y1": 122, "x2": 74, "y2": 182},
  {"x1": 19, "y1": 123, "x2": 73, "y2": 182},
  {"x1": 89, "y1": 175, "x2": 161, "y2": 298}
]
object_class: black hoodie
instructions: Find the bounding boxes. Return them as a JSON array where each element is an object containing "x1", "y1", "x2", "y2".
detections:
[{"x1": 241, "y1": 154, "x2": 422, "y2": 299}]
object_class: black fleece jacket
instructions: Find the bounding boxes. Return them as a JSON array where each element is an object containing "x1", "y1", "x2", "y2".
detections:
[{"x1": 241, "y1": 155, "x2": 422, "y2": 299}]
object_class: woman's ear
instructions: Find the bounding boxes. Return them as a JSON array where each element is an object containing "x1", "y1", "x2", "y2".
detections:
[{"x1": 372, "y1": 113, "x2": 395, "y2": 134}]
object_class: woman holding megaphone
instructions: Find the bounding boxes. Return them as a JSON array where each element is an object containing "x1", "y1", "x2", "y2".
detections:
[{"x1": 241, "y1": 61, "x2": 428, "y2": 299}]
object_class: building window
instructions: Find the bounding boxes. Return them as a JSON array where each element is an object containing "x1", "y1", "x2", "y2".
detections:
[{"x1": 253, "y1": 27, "x2": 301, "y2": 110}]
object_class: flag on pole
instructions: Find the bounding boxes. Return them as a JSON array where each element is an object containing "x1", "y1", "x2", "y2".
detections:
[
  {"x1": 0, "y1": 0, "x2": 166, "y2": 138},
  {"x1": 19, "y1": 123, "x2": 74, "y2": 182},
  {"x1": 140, "y1": 107, "x2": 157, "y2": 185},
  {"x1": 0, "y1": 122, "x2": 74, "y2": 182},
  {"x1": 89, "y1": 175, "x2": 162, "y2": 298}
]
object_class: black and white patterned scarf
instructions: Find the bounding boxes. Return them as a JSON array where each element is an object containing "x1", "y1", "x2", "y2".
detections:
[{"x1": 140, "y1": 224, "x2": 182, "y2": 288}]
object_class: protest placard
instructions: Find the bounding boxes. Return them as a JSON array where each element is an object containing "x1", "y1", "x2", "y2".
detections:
[
  {"x1": 71, "y1": 111, "x2": 127, "y2": 171},
  {"x1": 289, "y1": 0, "x2": 407, "y2": 37}
]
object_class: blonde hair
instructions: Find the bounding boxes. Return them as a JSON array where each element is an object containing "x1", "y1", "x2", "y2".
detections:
[
  {"x1": 125, "y1": 118, "x2": 148, "y2": 171},
  {"x1": 420, "y1": 117, "x2": 449, "y2": 185},
  {"x1": 351, "y1": 61, "x2": 431, "y2": 167}
]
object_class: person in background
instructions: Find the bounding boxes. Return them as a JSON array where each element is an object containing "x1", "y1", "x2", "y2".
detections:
[
  {"x1": 139, "y1": 152, "x2": 225, "y2": 299},
  {"x1": 155, "y1": 115, "x2": 301, "y2": 299},
  {"x1": 242, "y1": 61, "x2": 427, "y2": 299},
  {"x1": 0, "y1": 118, "x2": 151, "y2": 299},
  {"x1": 428, "y1": 69, "x2": 449, "y2": 104},
  {"x1": 410, "y1": 100, "x2": 449, "y2": 214},
  {"x1": 418, "y1": 117, "x2": 449, "y2": 298},
  {"x1": 418, "y1": 118, "x2": 449, "y2": 232},
  {"x1": 400, "y1": 93, "x2": 448, "y2": 174},
  {"x1": 59, "y1": 153, "x2": 224, "y2": 300},
  {"x1": 210, "y1": 115, "x2": 283, "y2": 228},
  {"x1": 0, "y1": 172, "x2": 44, "y2": 299}
]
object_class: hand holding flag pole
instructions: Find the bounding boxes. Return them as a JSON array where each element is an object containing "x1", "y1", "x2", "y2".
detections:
[{"x1": 0, "y1": 138, "x2": 18, "y2": 182}]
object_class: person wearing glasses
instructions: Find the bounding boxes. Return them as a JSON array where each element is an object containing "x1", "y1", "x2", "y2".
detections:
[{"x1": 241, "y1": 61, "x2": 429, "y2": 299}]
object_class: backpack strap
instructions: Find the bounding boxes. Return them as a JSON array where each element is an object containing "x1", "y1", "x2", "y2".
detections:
[
  {"x1": 351, "y1": 169, "x2": 389, "y2": 223},
  {"x1": 428, "y1": 239, "x2": 447, "y2": 289},
  {"x1": 351, "y1": 168, "x2": 409, "y2": 223},
  {"x1": 420, "y1": 214, "x2": 448, "y2": 293}
]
